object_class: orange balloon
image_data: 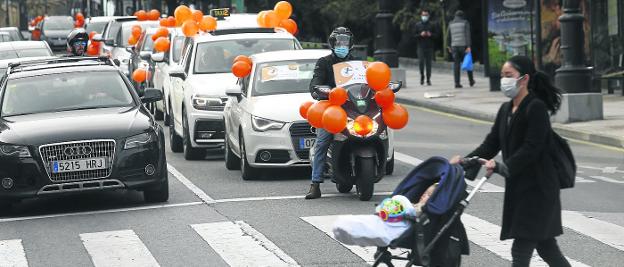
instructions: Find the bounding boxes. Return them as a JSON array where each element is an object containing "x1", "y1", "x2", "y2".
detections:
[
  {"x1": 154, "y1": 37, "x2": 170, "y2": 52},
  {"x1": 263, "y1": 10, "x2": 280, "y2": 28},
  {"x1": 231, "y1": 61, "x2": 252, "y2": 78},
  {"x1": 374, "y1": 89, "x2": 395, "y2": 108},
  {"x1": 199, "y1": 16, "x2": 217, "y2": 32},
  {"x1": 174, "y1": 5, "x2": 192, "y2": 26},
  {"x1": 354, "y1": 115, "x2": 374, "y2": 136},
  {"x1": 131, "y1": 25, "x2": 142, "y2": 38},
  {"x1": 306, "y1": 101, "x2": 331, "y2": 129},
  {"x1": 166, "y1": 16, "x2": 176, "y2": 27},
  {"x1": 152, "y1": 27, "x2": 169, "y2": 41},
  {"x1": 74, "y1": 20, "x2": 84, "y2": 28},
  {"x1": 233, "y1": 55, "x2": 252, "y2": 66},
  {"x1": 322, "y1": 106, "x2": 348, "y2": 134},
  {"x1": 274, "y1": 1, "x2": 293, "y2": 20},
  {"x1": 256, "y1": 11, "x2": 268, "y2": 27},
  {"x1": 299, "y1": 101, "x2": 314, "y2": 119},
  {"x1": 86, "y1": 43, "x2": 99, "y2": 56},
  {"x1": 181, "y1": 20, "x2": 198, "y2": 37},
  {"x1": 148, "y1": 9, "x2": 161, "y2": 20},
  {"x1": 159, "y1": 18, "x2": 167, "y2": 26},
  {"x1": 382, "y1": 103, "x2": 409, "y2": 129},
  {"x1": 136, "y1": 10, "x2": 148, "y2": 21},
  {"x1": 366, "y1": 62, "x2": 392, "y2": 91},
  {"x1": 329, "y1": 87, "x2": 348, "y2": 106},
  {"x1": 192, "y1": 10, "x2": 204, "y2": 22},
  {"x1": 278, "y1": 19, "x2": 297, "y2": 35},
  {"x1": 132, "y1": 69, "x2": 147, "y2": 83},
  {"x1": 89, "y1": 31, "x2": 97, "y2": 40},
  {"x1": 75, "y1": 12, "x2": 84, "y2": 21},
  {"x1": 128, "y1": 35, "x2": 138, "y2": 45}
]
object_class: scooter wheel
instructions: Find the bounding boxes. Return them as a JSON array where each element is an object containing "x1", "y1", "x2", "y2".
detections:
[
  {"x1": 356, "y1": 157, "x2": 376, "y2": 201},
  {"x1": 336, "y1": 183, "x2": 353, "y2": 193}
]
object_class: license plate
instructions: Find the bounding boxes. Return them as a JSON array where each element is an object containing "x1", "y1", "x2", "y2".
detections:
[
  {"x1": 299, "y1": 138, "x2": 315, "y2": 149},
  {"x1": 52, "y1": 157, "x2": 107, "y2": 173}
]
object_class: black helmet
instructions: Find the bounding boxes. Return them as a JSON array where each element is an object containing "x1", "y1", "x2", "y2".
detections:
[
  {"x1": 328, "y1": 27, "x2": 354, "y2": 49},
  {"x1": 67, "y1": 28, "x2": 89, "y2": 56}
]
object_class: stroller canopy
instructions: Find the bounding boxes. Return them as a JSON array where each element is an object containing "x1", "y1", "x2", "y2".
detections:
[{"x1": 392, "y1": 156, "x2": 467, "y2": 215}]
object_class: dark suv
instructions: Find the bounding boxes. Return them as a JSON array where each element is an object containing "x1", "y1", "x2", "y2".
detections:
[{"x1": 0, "y1": 57, "x2": 168, "y2": 211}]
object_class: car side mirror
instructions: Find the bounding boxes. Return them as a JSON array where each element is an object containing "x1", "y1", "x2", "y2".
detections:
[
  {"x1": 151, "y1": 52, "x2": 165, "y2": 62},
  {"x1": 140, "y1": 88, "x2": 163, "y2": 103},
  {"x1": 92, "y1": 34, "x2": 103, "y2": 42},
  {"x1": 225, "y1": 84, "x2": 242, "y2": 97},
  {"x1": 140, "y1": 51, "x2": 151, "y2": 60},
  {"x1": 389, "y1": 81, "x2": 403, "y2": 93},
  {"x1": 125, "y1": 46, "x2": 135, "y2": 53},
  {"x1": 169, "y1": 66, "x2": 186, "y2": 80},
  {"x1": 103, "y1": 39, "x2": 115, "y2": 46}
]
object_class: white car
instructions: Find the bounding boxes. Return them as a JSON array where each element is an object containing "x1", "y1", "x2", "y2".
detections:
[
  {"x1": 168, "y1": 28, "x2": 301, "y2": 160},
  {"x1": 222, "y1": 50, "x2": 330, "y2": 179},
  {"x1": 151, "y1": 27, "x2": 185, "y2": 124}
]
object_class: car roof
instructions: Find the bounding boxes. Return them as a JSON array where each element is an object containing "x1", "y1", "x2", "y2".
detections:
[
  {"x1": 0, "y1": 56, "x2": 56, "y2": 68},
  {"x1": 0, "y1": 41, "x2": 48, "y2": 51},
  {"x1": 45, "y1": 16, "x2": 72, "y2": 20},
  {"x1": 192, "y1": 29, "x2": 295, "y2": 43},
  {"x1": 216, "y1": 14, "x2": 259, "y2": 29},
  {"x1": 4, "y1": 57, "x2": 119, "y2": 79},
  {"x1": 0, "y1": 32, "x2": 8, "y2": 35},
  {"x1": 0, "y1": 27, "x2": 19, "y2": 31},
  {"x1": 86, "y1": 16, "x2": 119, "y2": 22},
  {"x1": 122, "y1": 20, "x2": 159, "y2": 27},
  {"x1": 251, "y1": 49, "x2": 331, "y2": 64}
]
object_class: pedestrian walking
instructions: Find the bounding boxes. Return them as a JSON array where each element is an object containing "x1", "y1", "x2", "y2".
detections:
[
  {"x1": 447, "y1": 10, "x2": 475, "y2": 88},
  {"x1": 414, "y1": 9, "x2": 435, "y2": 86},
  {"x1": 451, "y1": 55, "x2": 571, "y2": 267}
]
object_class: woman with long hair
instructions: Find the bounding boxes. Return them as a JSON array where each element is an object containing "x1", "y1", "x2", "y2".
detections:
[{"x1": 451, "y1": 55, "x2": 570, "y2": 267}]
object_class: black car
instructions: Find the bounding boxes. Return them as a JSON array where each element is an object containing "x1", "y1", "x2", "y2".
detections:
[{"x1": 0, "y1": 57, "x2": 168, "y2": 210}]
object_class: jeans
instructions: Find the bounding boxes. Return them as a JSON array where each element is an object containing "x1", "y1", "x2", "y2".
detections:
[
  {"x1": 311, "y1": 128, "x2": 332, "y2": 183},
  {"x1": 452, "y1": 46, "x2": 474, "y2": 86},
  {"x1": 511, "y1": 238, "x2": 571, "y2": 267},
  {"x1": 418, "y1": 47, "x2": 433, "y2": 81}
]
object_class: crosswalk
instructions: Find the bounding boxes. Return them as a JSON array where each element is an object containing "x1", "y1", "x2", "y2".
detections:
[{"x1": 2, "y1": 209, "x2": 623, "y2": 267}]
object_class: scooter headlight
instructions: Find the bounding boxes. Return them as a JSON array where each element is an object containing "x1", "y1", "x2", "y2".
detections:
[{"x1": 347, "y1": 117, "x2": 378, "y2": 138}]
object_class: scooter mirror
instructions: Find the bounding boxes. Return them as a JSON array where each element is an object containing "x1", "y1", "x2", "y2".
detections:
[{"x1": 389, "y1": 81, "x2": 403, "y2": 93}]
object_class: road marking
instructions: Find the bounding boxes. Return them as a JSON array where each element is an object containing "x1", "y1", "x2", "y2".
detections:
[
  {"x1": 575, "y1": 176, "x2": 596, "y2": 183},
  {"x1": 395, "y1": 152, "x2": 505, "y2": 192},
  {"x1": 167, "y1": 163, "x2": 216, "y2": 204},
  {"x1": 589, "y1": 176, "x2": 624, "y2": 184},
  {"x1": 301, "y1": 215, "x2": 410, "y2": 265},
  {"x1": 0, "y1": 239, "x2": 28, "y2": 267},
  {"x1": 0, "y1": 202, "x2": 203, "y2": 223},
  {"x1": 213, "y1": 192, "x2": 394, "y2": 204},
  {"x1": 191, "y1": 221, "x2": 299, "y2": 267},
  {"x1": 579, "y1": 165, "x2": 624, "y2": 174},
  {"x1": 461, "y1": 214, "x2": 589, "y2": 267},
  {"x1": 80, "y1": 230, "x2": 160, "y2": 267},
  {"x1": 562, "y1": 210, "x2": 624, "y2": 251}
]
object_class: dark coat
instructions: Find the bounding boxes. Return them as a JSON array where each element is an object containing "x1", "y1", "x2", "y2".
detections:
[
  {"x1": 414, "y1": 21, "x2": 436, "y2": 50},
  {"x1": 467, "y1": 94, "x2": 563, "y2": 241},
  {"x1": 309, "y1": 53, "x2": 353, "y2": 96}
]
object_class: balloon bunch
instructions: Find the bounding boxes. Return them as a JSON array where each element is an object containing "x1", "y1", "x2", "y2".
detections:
[
  {"x1": 86, "y1": 31, "x2": 101, "y2": 56},
  {"x1": 366, "y1": 62, "x2": 409, "y2": 130},
  {"x1": 74, "y1": 13, "x2": 85, "y2": 28},
  {"x1": 173, "y1": 5, "x2": 217, "y2": 37},
  {"x1": 128, "y1": 24, "x2": 142, "y2": 46},
  {"x1": 152, "y1": 27, "x2": 170, "y2": 52},
  {"x1": 256, "y1": 1, "x2": 298, "y2": 35},
  {"x1": 299, "y1": 87, "x2": 349, "y2": 134},
  {"x1": 134, "y1": 9, "x2": 161, "y2": 21},
  {"x1": 30, "y1": 16, "x2": 44, "y2": 40},
  {"x1": 231, "y1": 55, "x2": 253, "y2": 78},
  {"x1": 29, "y1": 16, "x2": 44, "y2": 27},
  {"x1": 159, "y1": 16, "x2": 177, "y2": 27}
]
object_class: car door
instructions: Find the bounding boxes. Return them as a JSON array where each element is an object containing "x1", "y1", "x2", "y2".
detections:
[
  {"x1": 172, "y1": 40, "x2": 193, "y2": 132},
  {"x1": 226, "y1": 76, "x2": 249, "y2": 153}
]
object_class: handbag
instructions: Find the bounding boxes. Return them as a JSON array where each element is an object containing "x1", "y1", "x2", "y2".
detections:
[
  {"x1": 548, "y1": 131, "x2": 576, "y2": 189},
  {"x1": 461, "y1": 52, "x2": 473, "y2": 71}
]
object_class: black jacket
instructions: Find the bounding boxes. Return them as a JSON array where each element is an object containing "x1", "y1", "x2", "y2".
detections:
[
  {"x1": 414, "y1": 21, "x2": 435, "y2": 50},
  {"x1": 309, "y1": 53, "x2": 353, "y2": 97},
  {"x1": 467, "y1": 95, "x2": 563, "y2": 241}
]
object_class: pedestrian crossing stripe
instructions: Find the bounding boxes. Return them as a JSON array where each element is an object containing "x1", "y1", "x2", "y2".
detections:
[
  {"x1": 0, "y1": 239, "x2": 28, "y2": 267},
  {"x1": 80, "y1": 230, "x2": 160, "y2": 267}
]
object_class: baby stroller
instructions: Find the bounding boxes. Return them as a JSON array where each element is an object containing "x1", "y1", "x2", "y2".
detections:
[{"x1": 372, "y1": 156, "x2": 487, "y2": 267}]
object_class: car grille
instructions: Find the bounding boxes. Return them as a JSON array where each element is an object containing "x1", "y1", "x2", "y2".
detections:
[
  {"x1": 289, "y1": 122, "x2": 315, "y2": 160},
  {"x1": 39, "y1": 140, "x2": 116, "y2": 183}
]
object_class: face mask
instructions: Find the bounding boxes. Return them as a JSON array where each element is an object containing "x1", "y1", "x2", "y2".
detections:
[
  {"x1": 334, "y1": 46, "x2": 349, "y2": 58},
  {"x1": 421, "y1": 16, "x2": 429, "y2": 22},
  {"x1": 500, "y1": 76, "x2": 523, "y2": 98}
]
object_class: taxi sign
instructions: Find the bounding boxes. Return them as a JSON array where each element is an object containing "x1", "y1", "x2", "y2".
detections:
[{"x1": 210, "y1": 8, "x2": 230, "y2": 20}]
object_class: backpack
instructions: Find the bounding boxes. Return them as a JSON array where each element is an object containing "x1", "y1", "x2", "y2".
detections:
[{"x1": 548, "y1": 131, "x2": 576, "y2": 189}]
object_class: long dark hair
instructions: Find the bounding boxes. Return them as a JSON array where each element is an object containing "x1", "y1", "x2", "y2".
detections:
[{"x1": 506, "y1": 55, "x2": 562, "y2": 114}]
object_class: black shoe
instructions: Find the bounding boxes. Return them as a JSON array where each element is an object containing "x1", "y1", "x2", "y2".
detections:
[
  {"x1": 305, "y1": 183, "x2": 321, "y2": 199},
  {"x1": 427, "y1": 80, "x2": 431, "y2": 86},
  {"x1": 455, "y1": 84, "x2": 463, "y2": 88},
  {"x1": 469, "y1": 80, "x2": 476, "y2": 87},
  {"x1": 420, "y1": 76, "x2": 424, "y2": 85}
]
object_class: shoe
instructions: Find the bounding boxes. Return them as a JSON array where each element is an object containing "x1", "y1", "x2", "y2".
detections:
[
  {"x1": 427, "y1": 80, "x2": 431, "y2": 86},
  {"x1": 455, "y1": 84, "x2": 463, "y2": 88},
  {"x1": 305, "y1": 183, "x2": 321, "y2": 199},
  {"x1": 470, "y1": 80, "x2": 476, "y2": 87},
  {"x1": 420, "y1": 76, "x2": 424, "y2": 85}
]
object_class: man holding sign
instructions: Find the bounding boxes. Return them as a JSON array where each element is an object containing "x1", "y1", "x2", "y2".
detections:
[{"x1": 305, "y1": 27, "x2": 354, "y2": 199}]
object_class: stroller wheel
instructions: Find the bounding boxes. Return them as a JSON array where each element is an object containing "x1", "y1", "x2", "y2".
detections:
[{"x1": 336, "y1": 183, "x2": 353, "y2": 193}]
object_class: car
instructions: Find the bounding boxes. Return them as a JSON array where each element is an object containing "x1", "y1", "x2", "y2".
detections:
[
  {"x1": 168, "y1": 28, "x2": 302, "y2": 160},
  {"x1": 0, "y1": 27, "x2": 26, "y2": 41},
  {"x1": 0, "y1": 41, "x2": 54, "y2": 60},
  {"x1": 0, "y1": 33, "x2": 10, "y2": 42},
  {"x1": 84, "y1": 16, "x2": 117, "y2": 35},
  {"x1": 0, "y1": 56, "x2": 55, "y2": 80},
  {"x1": 38, "y1": 16, "x2": 75, "y2": 50},
  {"x1": 151, "y1": 27, "x2": 185, "y2": 124},
  {"x1": 96, "y1": 17, "x2": 159, "y2": 76},
  {"x1": 0, "y1": 57, "x2": 168, "y2": 210},
  {"x1": 129, "y1": 28, "x2": 156, "y2": 90},
  {"x1": 222, "y1": 50, "x2": 330, "y2": 179}
]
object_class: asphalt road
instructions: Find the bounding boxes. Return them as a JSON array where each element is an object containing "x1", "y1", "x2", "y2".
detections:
[{"x1": 1, "y1": 105, "x2": 623, "y2": 267}]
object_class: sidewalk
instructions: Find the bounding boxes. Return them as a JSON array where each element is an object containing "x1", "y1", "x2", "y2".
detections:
[{"x1": 395, "y1": 66, "x2": 624, "y2": 149}]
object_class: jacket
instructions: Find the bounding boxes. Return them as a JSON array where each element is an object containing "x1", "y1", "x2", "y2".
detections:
[
  {"x1": 447, "y1": 17, "x2": 471, "y2": 47},
  {"x1": 414, "y1": 21, "x2": 435, "y2": 50},
  {"x1": 309, "y1": 53, "x2": 353, "y2": 97},
  {"x1": 467, "y1": 94, "x2": 563, "y2": 241}
]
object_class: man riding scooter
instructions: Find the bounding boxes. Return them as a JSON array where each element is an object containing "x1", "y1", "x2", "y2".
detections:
[{"x1": 305, "y1": 27, "x2": 355, "y2": 199}]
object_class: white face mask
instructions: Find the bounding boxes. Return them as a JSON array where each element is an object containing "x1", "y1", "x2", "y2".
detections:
[{"x1": 500, "y1": 76, "x2": 524, "y2": 98}]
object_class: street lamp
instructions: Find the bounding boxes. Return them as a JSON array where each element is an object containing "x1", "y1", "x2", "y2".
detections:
[{"x1": 373, "y1": 0, "x2": 398, "y2": 67}]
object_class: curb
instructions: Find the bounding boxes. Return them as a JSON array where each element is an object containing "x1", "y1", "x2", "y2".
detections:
[{"x1": 396, "y1": 96, "x2": 624, "y2": 149}]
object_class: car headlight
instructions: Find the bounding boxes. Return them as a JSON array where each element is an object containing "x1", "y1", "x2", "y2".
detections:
[
  {"x1": 192, "y1": 95, "x2": 225, "y2": 111},
  {"x1": 121, "y1": 58, "x2": 129, "y2": 65},
  {"x1": 124, "y1": 132, "x2": 153, "y2": 149},
  {"x1": 0, "y1": 145, "x2": 31, "y2": 158},
  {"x1": 251, "y1": 116, "x2": 285, "y2": 132}
]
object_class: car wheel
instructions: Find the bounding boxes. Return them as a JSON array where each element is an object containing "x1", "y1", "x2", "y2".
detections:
[
  {"x1": 336, "y1": 183, "x2": 353, "y2": 193},
  {"x1": 143, "y1": 167, "x2": 169, "y2": 203},
  {"x1": 154, "y1": 103, "x2": 164, "y2": 120},
  {"x1": 224, "y1": 131, "x2": 240, "y2": 170},
  {"x1": 169, "y1": 106, "x2": 183, "y2": 153},
  {"x1": 386, "y1": 152, "x2": 395, "y2": 175},
  {"x1": 239, "y1": 133, "x2": 259, "y2": 180},
  {"x1": 182, "y1": 109, "x2": 206, "y2": 160},
  {"x1": 163, "y1": 99, "x2": 171, "y2": 126}
]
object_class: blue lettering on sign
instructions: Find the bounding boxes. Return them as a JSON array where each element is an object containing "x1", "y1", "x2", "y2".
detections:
[{"x1": 53, "y1": 162, "x2": 58, "y2": 173}]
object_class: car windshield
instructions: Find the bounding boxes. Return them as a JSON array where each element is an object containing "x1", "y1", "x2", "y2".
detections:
[
  {"x1": 0, "y1": 29, "x2": 21, "y2": 41},
  {"x1": 17, "y1": 48, "x2": 52, "y2": 57},
  {"x1": 1, "y1": 71, "x2": 135, "y2": 117},
  {"x1": 121, "y1": 23, "x2": 157, "y2": 47},
  {"x1": 0, "y1": 34, "x2": 10, "y2": 42},
  {"x1": 172, "y1": 36, "x2": 185, "y2": 63},
  {"x1": 85, "y1": 21, "x2": 108, "y2": 34},
  {"x1": 194, "y1": 39, "x2": 296, "y2": 74},
  {"x1": 252, "y1": 59, "x2": 316, "y2": 96},
  {"x1": 142, "y1": 34, "x2": 154, "y2": 51},
  {"x1": 0, "y1": 68, "x2": 6, "y2": 79},
  {"x1": 43, "y1": 17, "x2": 74, "y2": 30}
]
